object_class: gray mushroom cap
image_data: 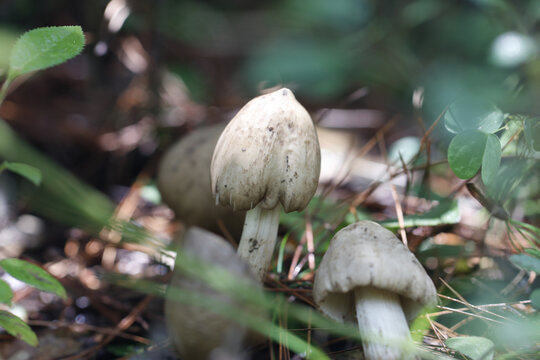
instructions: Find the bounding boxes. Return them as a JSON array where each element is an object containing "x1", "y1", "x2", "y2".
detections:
[
  {"x1": 313, "y1": 221, "x2": 437, "y2": 324},
  {"x1": 165, "y1": 227, "x2": 262, "y2": 359},
  {"x1": 210, "y1": 88, "x2": 321, "y2": 212},
  {"x1": 157, "y1": 124, "x2": 244, "y2": 235}
]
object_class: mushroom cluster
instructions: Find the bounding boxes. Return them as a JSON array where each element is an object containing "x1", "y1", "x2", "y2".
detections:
[
  {"x1": 313, "y1": 220, "x2": 438, "y2": 360},
  {"x1": 162, "y1": 89, "x2": 320, "y2": 358},
  {"x1": 211, "y1": 88, "x2": 321, "y2": 280}
]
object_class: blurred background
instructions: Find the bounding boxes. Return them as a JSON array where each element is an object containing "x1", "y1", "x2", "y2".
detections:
[
  {"x1": 0, "y1": 0, "x2": 539, "y2": 359},
  {"x1": 1, "y1": 0, "x2": 539, "y2": 181}
]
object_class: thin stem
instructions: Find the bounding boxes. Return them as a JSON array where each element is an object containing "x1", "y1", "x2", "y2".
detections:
[
  {"x1": 355, "y1": 286, "x2": 415, "y2": 360},
  {"x1": 237, "y1": 203, "x2": 281, "y2": 281}
]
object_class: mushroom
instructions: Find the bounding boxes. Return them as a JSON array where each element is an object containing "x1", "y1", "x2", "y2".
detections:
[
  {"x1": 157, "y1": 124, "x2": 244, "y2": 236},
  {"x1": 312, "y1": 220, "x2": 437, "y2": 360},
  {"x1": 165, "y1": 227, "x2": 261, "y2": 359},
  {"x1": 210, "y1": 88, "x2": 321, "y2": 281}
]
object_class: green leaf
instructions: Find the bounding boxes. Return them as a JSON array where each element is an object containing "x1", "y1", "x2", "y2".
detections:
[
  {"x1": 444, "y1": 100, "x2": 504, "y2": 134},
  {"x1": 2, "y1": 161, "x2": 42, "y2": 185},
  {"x1": 524, "y1": 247, "x2": 540, "y2": 258},
  {"x1": 477, "y1": 109, "x2": 505, "y2": 134},
  {"x1": 417, "y1": 240, "x2": 466, "y2": 264},
  {"x1": 481, "y1": 134, "x2": 501, "y2": 186},
  {"x1": 8, "y1": 26, "x2": 84, "y2": 79},
  {"x1": 381, "y1": 200, "x2": 460, "y2": 230},
  {"x1": 0, "y1": 279, "x2": 13, "y2": 306},
  {"x1": 0, "y1": 310, "x2": 38, "y2": 346},
  {"x1": 448, "y1": 130, "x2": 488, "y2": 179},
  {"x1": 531, "y1": 289, "x2": 540, "y2": 310},
  {"x1": 0, "y1": 259, "x2": 67, "y2": 300},
  {"x1": 445, "y1": 336, "x2": 494, "y2": 360},
  {"x1": 509, "y1": 254, "x2": 540, "y2": 274}
]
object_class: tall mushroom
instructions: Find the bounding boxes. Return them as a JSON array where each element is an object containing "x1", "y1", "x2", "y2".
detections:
[
  {"x1": 157, "y1": 124, "x2": 244, "y2": 236},
  {"x1": 313, "y1": 220, "x2": 437, "y2": 360},
  {"x1": 211, "y1": 88, "x2": 320, "y2": 281},
  {"x1": 165, "y1": 227, "x2": 261, "y2": 359}
]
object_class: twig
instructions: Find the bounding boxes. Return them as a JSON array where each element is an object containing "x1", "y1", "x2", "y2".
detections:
[
  {"x1": 436, "y1": 305, "x2": 504, "y2": 324},
  {"x1": 27, "y1": 320, "x2": 151, "y2": 344},
  {"x1": 61, "y1": 295, "x2": 153, "y2": 360},
  {"x1": 287, "y1": 215, "x2": 316, "y2": 280},
  {"x1": 322, "y1": 115, "x2": 398, "y2": 198},
  {"x1": 377, "y1": 127, "x2": 408, "y2": 245}
]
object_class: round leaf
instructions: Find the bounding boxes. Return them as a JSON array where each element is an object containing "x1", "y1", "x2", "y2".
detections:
[
  {"x1": 448, "y1": 130, "x2": 487, "y2": 179},
  {"x1": 8, "y1": 26, "x2": 84, "y2": 79},
  {"x1": 445, "y1": 336, "x2": 494, "y2": 360},
  {"x1": 481, "y1": 134, "x2": 501, "y2": 186},
  {"x1": 444, "y1": 100, "x2": 504, "y2": 134},
  {"x1": 478, "y1": 109, "x2": 505, "y2": 133},
  {"x1": 0, "y1": 279, "x2": 13, "y2": 306},
  {"x1": 0, "y1": 259, "x2": 67, "y2": 300},
  {"x1": 0, "y1": 310, "x2": 38, "y2": 346}
]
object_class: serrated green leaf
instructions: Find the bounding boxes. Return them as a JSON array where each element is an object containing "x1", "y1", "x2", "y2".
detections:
[
  {"x1": 8, "y1": 26, "x2": 84, "y2": 79},
  {"x1": 444, "y1": 100, "x2": 504, "y2": 134},
  {"x1": 0, "y1": 259, "x2": 66, "y2": 300},
  {"x1": 0, "y1": 279, "x2": 13, "y2": 306},
  {"x1": 509, "y1": 253, "x2": 540, "y2": 274},
  {"x1": 481, "y1": 134, "x2": 501, "y2": 186},
  {"x1": 2, "y1": 161, "x2": 42, "y2": 185},
  {"x1": 448, "y1": 130, "x2": 487, "y2": 179},
  {"x1": 445, "y1": 336, "x2": 494, "y2": 360},
  {"x1": 0, "y1": 310, "x2": 38, "y2": 346},
  {"x1": 531, "y1": 289, "x2": 540, "y2": 310}
]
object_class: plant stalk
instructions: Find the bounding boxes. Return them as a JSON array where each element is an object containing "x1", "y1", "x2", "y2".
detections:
[
  {"x1": 355, "y1": 286, "x2": 416, "y2": 360},
  {"x1": 237, "y1": 203, "x2": 281, "y2": 281}
]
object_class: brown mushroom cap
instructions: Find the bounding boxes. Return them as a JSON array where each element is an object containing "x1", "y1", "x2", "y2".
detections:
[
  {"x1": 165, "y1": 227, "x2": 262, "y2": 359},
  {"x1": 157, "y1": 124, "x2": 244, "y2": 234},
  {"x1": 313, "y1": 221, "x2": 437, "y2": 324},
  {"x1": 211, "y1": 88, "x2": 320, "y2": 213}
]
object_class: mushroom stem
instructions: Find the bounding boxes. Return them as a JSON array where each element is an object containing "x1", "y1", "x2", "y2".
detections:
[
  {"x1": 236, "y1": 203, "x2": 281, "y2": 281},
  {"x1": 354, "y1": 286, "x2": 416, "y2": 360}
]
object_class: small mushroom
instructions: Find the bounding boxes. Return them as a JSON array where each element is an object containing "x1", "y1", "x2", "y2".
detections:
[
  {"x1": 211, "y1": 88, "x2": 321, "y2": 281},
  {"x1": 165, "y1": 227, "x2": 261, "y2": 359},
  {"x1": 157, "y1": 124, "x2": 244, "y2": 236},
  {"x1": 313, "y1": 221, "x2": 437, "y2": 360}
]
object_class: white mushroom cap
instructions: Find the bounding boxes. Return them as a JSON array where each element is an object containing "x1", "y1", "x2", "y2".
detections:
[
  {"x1": 157, "y1": 124, "x2": 244, "y2": 234},
  {"x1": 165, "y1": 227, "x2": 261, "y2": 359},
  {"x1": 313, "y1": 221, "x2": 437, "y2": 324},
  {"x1": 211, "y1": 88, "x2": 320, "y2": 212}
]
